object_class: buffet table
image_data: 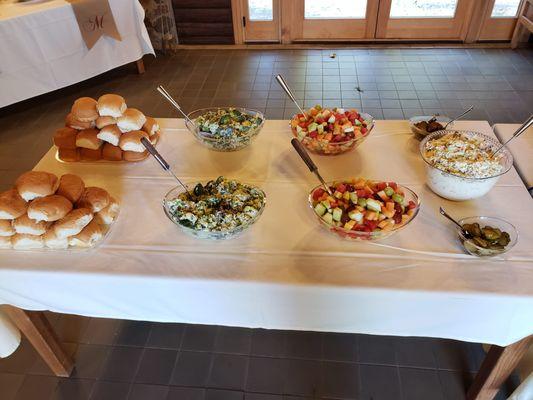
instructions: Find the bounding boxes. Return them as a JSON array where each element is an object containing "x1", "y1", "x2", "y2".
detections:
[
  {"x1": 0, "y1": 0, "x2": 154, "y2": 108},
  {"x1": 0, "y1": 119, "x2": 532, "y2": 398}
]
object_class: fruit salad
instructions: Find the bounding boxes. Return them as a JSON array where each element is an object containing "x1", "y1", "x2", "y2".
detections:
[
  {"x1": 309, "y1": 178, "x2": 419, "y2": 240},
  {"x1": 290, "y1": 105, "x2": 374, "y2": 155}
]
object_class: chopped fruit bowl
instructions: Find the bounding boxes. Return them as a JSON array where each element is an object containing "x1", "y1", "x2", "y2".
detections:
[
  {"x1": 290, "y1": 105, "x2": 374, "y2": 155},
  {"x1": 308, "y1": 178, "x2": 420, "y2": 241}
]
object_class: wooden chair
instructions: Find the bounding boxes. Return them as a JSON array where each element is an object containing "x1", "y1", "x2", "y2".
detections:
[{"x1": 511, "y1": 0, "x2": 533, "y2": 48}]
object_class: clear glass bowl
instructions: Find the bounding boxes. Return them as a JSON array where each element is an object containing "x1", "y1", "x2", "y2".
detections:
[
  {"x1": 185, "y1": 107, "x2": 265, "y2": 152},
  {"x1": 290, "y1": 112, "x2": 375, "y2": 156},
  {"x1": 409, "y1": 115, "x2": 453, "y2": 138},
  {"x1": 162, "y1": 182, "x2": 266, "y2": 240},
  {"x1": 307, "y1": 180, "x2": 421, "y2": 241},
  {"x1": 419, "y1": 130, "x2": 513, "y2": 201},
  {"x1": 457, "y1": 216, "x2": 518, "y2": 257}
]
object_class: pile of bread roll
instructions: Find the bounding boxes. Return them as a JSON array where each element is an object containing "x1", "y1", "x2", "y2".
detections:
[
  {"x1": 0, "y1": 171, "x2": 119, "y2": 250},
  {"x1": 54, "y1": 94, "x2": 160, "y2": 162}
]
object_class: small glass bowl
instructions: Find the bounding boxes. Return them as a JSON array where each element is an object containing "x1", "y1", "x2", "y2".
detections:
[
  {"x1": 409, "y1": 115, "x2": 453, "y2": 138},
  {"x1": 290, "y1": 112, "x2": 375, "y2": 156},
  {"x1": 185, "y1": 107, "x2": 265, "y2": 152},
  {"x1": 307, "y1": 180, "x2": 421, "y2": 241},
  {"x1": 162, "y1": 183, "x2": 266, "y2": 240},
  {"x1": 457, "y1": 216, "x2": 518, "y2": 257},
  {"x1": 420, "y1": 130, "x2": 513, "y2": 201}
]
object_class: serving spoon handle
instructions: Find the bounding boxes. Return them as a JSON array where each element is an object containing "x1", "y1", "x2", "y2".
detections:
[
  {"x1": 493, "y1": 114, "x2": 533, "y2": 157},
  {"x1": 275, "y1": 75, "x2": 307, "y2": 117},
  {"x1": 291, "y1": 138, "x2": 332, "y2": 195},
  {"x1": 439, "y1": 207, "x2": 471, "y2": 238},
  {"x1": 157, "y1": 85, "x2": 195, "y2": 126},
  {"x1": 444, "y1": 105, "x2": 474, "y2": 129}
]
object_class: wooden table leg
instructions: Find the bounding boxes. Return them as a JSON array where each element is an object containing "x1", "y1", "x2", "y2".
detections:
[
  {"x1": 467, "y1": 335, "x2": 532, "y2": 400},
  {"x1": 4, "y1": 306, "x2": 73, "y2": 377},
  {"x1": 135, "y1": 58, "x2": 145, "y2": 74}
]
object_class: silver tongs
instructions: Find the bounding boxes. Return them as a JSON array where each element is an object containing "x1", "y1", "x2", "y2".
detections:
[
  {"x1": 291, "y1": 138, "x2": 332, "y2": 195},
  {"x1": 141, "y1": 137, "x2": 190, "y2": 195},
  {"x1": 493, "y1": 114, "x2": 533, "y2": 157},
  {"x1": 157, "y1": 85, "x2": 195, "y2": 126}
]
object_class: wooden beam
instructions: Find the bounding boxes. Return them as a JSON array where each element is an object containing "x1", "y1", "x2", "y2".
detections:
[
  {"x1": 4, "y1": 306, "x2": 73, "y2": 377},
  {"x1": 135, "y1": 58, "x2": 145, "y2": 75},
  {"x1": 467, "y1": 336, "x2": 533, "y2": 400}
]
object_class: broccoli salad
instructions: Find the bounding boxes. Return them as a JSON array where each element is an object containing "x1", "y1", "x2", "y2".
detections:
[{"x1": 166, "y1": 177, "x2": 265, "y2": 233}]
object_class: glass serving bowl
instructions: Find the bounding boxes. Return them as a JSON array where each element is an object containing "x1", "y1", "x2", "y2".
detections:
[
  {"x1": 307, "y1": 180, "x2": 421, "y2": 241},
  {"x1": 290, "y1": 112, "x2": 375, "y2": 156},
  {"x1": 419, "y1": 130, "x2": 513, "y2": 201},
  {"x1": 162, "y1": 182, "x2": 266, "y2": 240},
  {"x1": 409, "y1": 115, "x2": 453, "y2": 138},
  {"x1": 457, "y1": 216, "x2": 518, "y2": 257},
  {"x1": 185, "y1": 107, "x2": 265, "y2": 152}
]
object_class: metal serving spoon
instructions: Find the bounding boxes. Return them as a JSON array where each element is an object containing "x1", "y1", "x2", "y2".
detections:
[
  {"x1": 291, "y1": 138, "x2": 333, "y2": 196},
  {"x1": 492, "y1": 114, "x2": 533, "y2": 157},
  {"x1": 444, "y1": 105, "x2": 474, "y2": 129},
  {"x1": 141, "y1": 137, "x2": 190, "y2": 195},
  {"x1": 439, "y1": 207, "x2": 471, "y2": 238},
  {"x1": 275, "y1": 75, "x2": 307, "y2": 117}
]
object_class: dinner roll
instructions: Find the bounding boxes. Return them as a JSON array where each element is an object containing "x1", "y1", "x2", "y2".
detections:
[
  {"x1": 77, "y1": 187, "x2": 110, "y2": 212},
  {"x1": 54, "y1": 208, "x2": 93, "y2": 238},
  {"x1": 57, "y1": 148, "x2": 80, "y2": 162},
  {"x1": 53, "y1": 127, "x2": 78, "y2": 149},
  {"x1": 102, "y1": 143, "x2": 123, "y2": 161},
  {"x1": 150, "y1": 132, "x2": 159, "y2": 145},
  {"x1": 119, "y1": 130, "x2": 149, "y2": 152},
  {"x1": 96, "y1": 116, "x2": 117, "y2": 129},
  {"x1": 27, "y1": 195, "x2": 73, "y2": 222},
  {"x1": 79, "y1": 148, "x2": 102, "y2": 161},
  {"x1": 15, "y1": 171, "x2": 58, "y2": 202},
  {"x1": 0, "y1": 219, "x2": 15, "y2": 237},
  {"x1": 117, "y1": 108, "x2": 146, "y2": 132},
  {"x1": 76, "y1": 128, "x2": 102, "y2": 150},
  {"x1": 68, "y1": 219, "x2": 103, "y2": 248},
  {"x1": 142, "y1": 117, "x2": 160, "y2": 136},
  {"x1": 43, "y1": 229, "x2": 69, "y2": 250},
  {"x1": 0, "y1": 188, "x2": 28, "y2": 219},
  {"x1": 97, "y1": 94, "x2": 127, "y2": 118},
  {"x1": 96, "y1": 196, "x2": 119, "y2": 225},
  {"x1": 71, "y1": 97, "x2": 98, "y2": 122},
  {"x1": 13, "y1": 214, "x2": 51, "y2": 235},
  {"x1": 57, "y1": 174, "x2": 85, "y2": 203},
  {"x1": 0, "y1": 236, "x2": 11, "y2": 249},
  {"x1": 97, "y1": 124, "x2": 122, "y2": 146},
  {"x1": 123, "y1": 150, "x2": 148, "y2": 162},
  {"x1": 65, "y1": 113, "x2": 94, "y2": 130},
  {"x1": 12, "y1": 233, "x2": 43, "y2": 250}
]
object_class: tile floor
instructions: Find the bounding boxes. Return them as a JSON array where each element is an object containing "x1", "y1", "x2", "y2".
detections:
[{"x1": 0, "y1": 47, "x2": 531, "y2": 399}]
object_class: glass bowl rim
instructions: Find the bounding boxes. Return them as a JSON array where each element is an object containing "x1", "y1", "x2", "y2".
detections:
[
  {"x1": 307, "y1": 179, "x2": 421, "y2": 237},
  {"x1": 456, "y1": 215, "x2": 519, "y2": 253},
  {"x1": 162, "y1": 181, "x2": 267, "y2": 235},
  {"x1": 419, "y1": 129, "x2": 514, "y2": 181},
  {"x1": 290, "y1": 111, "x2": 375, "y2": 146}
]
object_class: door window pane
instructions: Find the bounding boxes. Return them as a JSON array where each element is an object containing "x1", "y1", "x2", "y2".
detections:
[
  {"x1": 390, "y1": 0, "x2": 458, "y2": 18},
  {"x1": 248, "y1": 0, "x2": 273, "y2": 21},
  {"x1": 305, "y1": 0, "x2": 367, "y2": 19},
  {"x1": 491, "y1": 0, "x2": 521, "y2": 17}
]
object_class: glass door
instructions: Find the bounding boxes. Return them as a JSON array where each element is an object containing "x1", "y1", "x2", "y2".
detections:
[
  {"x1": 241, "y1": 0, "x2": 280, "y2": 42},
  {"x1": 290, "y1": 0, "x2": 380, "y2": 40},
  {"x1": 376, "y1": 0, "x2": 473, "y2": 39},
  {"x1": 478, "y1": 0, "x2": 524, "y2": 40}
]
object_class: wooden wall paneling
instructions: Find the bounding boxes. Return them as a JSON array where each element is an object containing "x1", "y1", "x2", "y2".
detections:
[{"x1": 231, "y1": 0, "x2": 244, "y2": 44}]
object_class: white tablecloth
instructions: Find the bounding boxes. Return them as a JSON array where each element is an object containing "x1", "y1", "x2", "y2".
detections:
[
  {"x1": 0, "y1": 119, "x2": 532, "y2": 350},
  {"x1": 493, "y1": 124, "x2": 533, "y2": 189},
  {"x1": 0, "y1": 0, "x2": 154, "y2": 108}
]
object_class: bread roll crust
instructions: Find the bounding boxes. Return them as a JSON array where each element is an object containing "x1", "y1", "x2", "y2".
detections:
[
  {"x1": 57, "y1": 148, "x2": 79, "y2": 162},
  {"x1": 119, "y1": 130, "x2": 149, "y2": 152},
  {"x1": 123, "y1": 150, "x2": 148, "y2": 162},
  {"x1": 15, "y1": 171, "x2": 58, "y2": 202},
  {"x1": 54, "y1": 208, "x2": 93, "y2": 238},
  {"x1": 102, "y1": 143, "x2": 123, "y2": 161},
  {"x1": 0, "y1": 219, "x2": 15, "y2": 237},
  {"x1": 117, "y1": 108, "x2": 146, "y2": 132},
  {"x1": 68, "y1": 218, "x2": 103, "y2": 247},
  {"x1": 76, "y1": 128, "x2": 102, "y2": 150},
  {"x1": 27, "y1": 195, "x2": 73, "y2": 222},
  {"x1": 79, "y1": 148, "x2": 102, "y2": 161},
  {"x1": 43, "y1": 229, "x2": 69, "y2": 249},
  {"x1": 12, "y1": 233, "x2": 44, "y2": 250},
  {"x1": 0, "y1": 236, "x2": 11, "y2": 249},
  {"x1": 71, "y1": 97, "x2": 98, "y2": 122},
  {"x1": 0, "y1": 188, "x2": 28, "y2": 219},
  {"x1": 57, "y1": 174, "x2": 85, "y2": 203},
  {"x1": 97, "y1": 94, "x2": 127, "y2": 118},
  {"x1": 77, "y1": 187, "x2": 110, "y2": 212},
  {"x1": 54, "y1": 127, "x2": 79, "y2": 149},
  {"x1": 97, "y1": 124, "x2": 122, "y2": 146},
  {"x1": 65, "y1": 113, "x2": 95, "y2": 130},
  {"x1": 96, "y1": 196, "x2": 119, "y2": 225},
  {"x1": 96, "y1": 116, "x2": 117, "y2": 129},
  {"x1": 142, "y1": 117, "x2": 160, "y2": 136},
  {"x1": 13, "y1": 214, "x2": 51, "y2": 235}
]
